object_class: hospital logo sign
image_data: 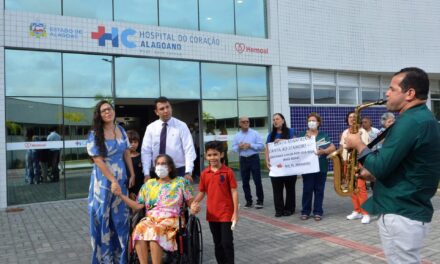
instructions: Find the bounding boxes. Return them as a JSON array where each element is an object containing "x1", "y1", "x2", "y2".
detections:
[{"x1": 91, "y1": 26, "x2": 136, "y2": 48}]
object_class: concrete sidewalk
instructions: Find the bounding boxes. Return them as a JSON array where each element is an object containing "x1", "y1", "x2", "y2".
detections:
[{"x1": 1, "y1": 177, "x2": 439, "y2": 264}]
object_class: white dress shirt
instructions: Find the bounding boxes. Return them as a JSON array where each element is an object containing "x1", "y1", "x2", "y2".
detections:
[{"x1": 141, "y1": 117, "x2": 196, "y2": 175}]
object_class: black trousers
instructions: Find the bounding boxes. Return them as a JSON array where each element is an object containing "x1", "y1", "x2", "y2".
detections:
[
  {"x1": 49, "y1": 150, "x2": 60, "y2": 181},
  {"x1": 208, "y1": 222, "x2": 234, "y2": 264},
  {"x1": 270, "y1": 176, "x2": 297, "y2": 214}
]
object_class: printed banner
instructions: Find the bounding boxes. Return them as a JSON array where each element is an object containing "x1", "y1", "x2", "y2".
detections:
[
  {"x1": 6, "y1": 140, "x2": 86, "y2": 150},
  {"x1": 267, "y1": 137, "x2": 319, "y2": 176}
]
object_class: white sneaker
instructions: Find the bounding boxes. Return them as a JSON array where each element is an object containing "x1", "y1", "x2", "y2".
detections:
[
  {"x1": 346, "y1": 211, "x2": 363, "y2": 220},
  {"x1": 361, "y1": 214, "x2": 371, "y2": 224}
]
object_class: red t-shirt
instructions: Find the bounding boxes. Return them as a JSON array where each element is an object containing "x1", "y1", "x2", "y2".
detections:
[{"x1": 199, "y1": 164, "x2": 237, "y2": 222}]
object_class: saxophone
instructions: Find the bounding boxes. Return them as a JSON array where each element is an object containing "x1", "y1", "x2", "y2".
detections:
[{"x1": 328, "y1": 99, "x2": 387, "y2": 197}]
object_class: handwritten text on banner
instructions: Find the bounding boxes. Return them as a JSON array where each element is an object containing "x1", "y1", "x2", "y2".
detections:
[{"x1": 267, "y1": 137, "x2": 319, "y2": 177}]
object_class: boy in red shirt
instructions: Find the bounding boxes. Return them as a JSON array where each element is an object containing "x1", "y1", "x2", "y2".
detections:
[{"x1": 191, "y1": 141, "x2": 239, "y2": 264}]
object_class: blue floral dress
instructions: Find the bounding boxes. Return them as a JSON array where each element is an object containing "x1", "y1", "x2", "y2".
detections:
[{"x1": 86, "y1": 125, "x2": 130, "y2": 264}]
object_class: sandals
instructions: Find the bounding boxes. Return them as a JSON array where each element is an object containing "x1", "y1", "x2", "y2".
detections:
[
  {"x1": 314, "y1": 215, "x2": 322, "y2": 221},
  {"x1": 300, "y1": 215, "x2": 309, "y2": 220}
]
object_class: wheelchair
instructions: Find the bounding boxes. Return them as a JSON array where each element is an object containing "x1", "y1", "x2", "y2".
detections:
[{"x1": 128, "y1": 205, "x2": 203, "y2": 264}]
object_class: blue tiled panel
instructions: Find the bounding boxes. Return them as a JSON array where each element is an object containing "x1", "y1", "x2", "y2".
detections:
[{"x1": 290, "y1": 106, "x2": 389, "y2": 171}]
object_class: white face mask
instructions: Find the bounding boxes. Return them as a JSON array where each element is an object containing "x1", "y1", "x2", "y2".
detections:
[
  {"x1": 308, "y1": 121, "x2": 318, "y2": 130},
  {"x1": 155, "y1": 165, "x2": 169, "y2": 178}
]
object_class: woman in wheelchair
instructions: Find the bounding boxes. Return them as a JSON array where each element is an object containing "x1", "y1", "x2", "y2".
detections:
[{"x1": 113, "y1": 154, "x2": 194, "y2": 264}]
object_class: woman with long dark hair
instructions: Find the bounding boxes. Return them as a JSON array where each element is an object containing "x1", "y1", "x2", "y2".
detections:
[
  {"x1": 265, "y1": 113, "x2": 297, "y2": 217},
  {"x1": 86, "y1": 100, "x2": 135, "y2": 264}
]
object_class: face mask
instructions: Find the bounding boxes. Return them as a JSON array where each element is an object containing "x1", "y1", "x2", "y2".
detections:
[
  {"x1": 308, "y1": 121, "x2": 318, "y2": 130},
  {"x1": 155, "y1": 165, "x2": 168, "y2": 178}
]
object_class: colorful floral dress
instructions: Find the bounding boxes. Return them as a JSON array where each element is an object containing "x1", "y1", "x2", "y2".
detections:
[
  {"x1": 86, "y1": 125, "x2": 130, "y2": 264},
  {"x1": 132, "y1": 177, "x2": 193, "y2": 251}
]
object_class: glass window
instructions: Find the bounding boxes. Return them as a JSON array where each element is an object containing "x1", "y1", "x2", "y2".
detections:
[
  {"x1": 115, "y1": 57, "x2": 160, "y2": 98},
  {"x1": 159, "y1": 0, "x2": 198, "y2": 30},
  {"x1": 238, "y1": 100, "x2": 267, "y2": 120},
  {"x1": 339, "y1": 87, "x2": 357, "y2": 105},
  {"x1": 431, "y1": 80, "x2": 440, "y2": 99},
  {"x1": 202, "y1": 100, "x2": 237, "y2": 137},
  {"x1": 314, "y1": 85, "x2": 336, "y2": 104},
  {"x1": 237, "y1": 65, "x2": 267, "y2": 100},
  {"x1": 289, "y1": 83, "x2": 311, "y2": 104},
  {"x1": 5, "y1": 0, "x2": 61, "y2": 14},
  {"x1": 63, "y1": 54, "x2": 112, "y2": 98},
  {"x1": 432, "y1": 101, "x2": 440, "y2": 121},
  {"x1": 362, "y1": 88, "x2": 381, "y2": 103},
  {"x1": 201, "y1": 63, "x2": 236, "y2": 99},
  {"x1": 160, "y1": 60, "x2": 200, "y2": 99},
  {"x1": 63, "y1": 99, "x2": 96, "y2": 199},
  {"x1": 381, "y1": 76, "x2": 392, "y2": 97},
  {"x1": 235, "y1": 0, "x2": 266, "y2": 38},
  {"x1": 6, "y1": 50, "x2": 62, "y2": 97},
  {"x1": 114, "y1": 0, "x2": 158, "y2": 25},
  {"x1": 202, "y1": 100, "x2": 238, "y2": 170},
  {"x1": 6, "y1": 97, "x2": 64, "y2": 205},
  {"x1": 63, "y1": 0, "x2": 112, "y2": 20},
  {"x1": 199, "y1": 0, "x2": 234, "y2": 34}
]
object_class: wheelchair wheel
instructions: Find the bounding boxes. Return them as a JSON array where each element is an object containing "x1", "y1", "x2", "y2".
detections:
[
  {"x1": 128, "y1": 250, "x2": 140, "y2": 264},
  {"x1": 128, "y1": 209, "x2": 145, "y2": 264},
  {"x1": 185, "y1": 215, "x2": 203, "y2": 264}
]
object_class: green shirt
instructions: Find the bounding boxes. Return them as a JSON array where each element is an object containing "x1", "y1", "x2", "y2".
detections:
[
  {"x1": 362, "y1": 104, "x2": 440, "y2": 222},
  {"x1": 301, "y1": 131, "x2": 332, "y2": 173}
]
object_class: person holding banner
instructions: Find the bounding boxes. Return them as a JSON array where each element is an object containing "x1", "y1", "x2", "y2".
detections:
[
  {"x1": 300, "y1": 113, "x2": 335, "y2": 221},
  {"x1": 340, "y1": 111, "x2": 371, "y2": 224},
  {"x1": 265, "y1": 113, "x2": 297, "y2": 217}
]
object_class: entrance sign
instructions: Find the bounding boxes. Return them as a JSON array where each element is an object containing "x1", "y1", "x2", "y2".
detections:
[{"x1": 267, "y1": 137, "x2": 319, "y2": 176}]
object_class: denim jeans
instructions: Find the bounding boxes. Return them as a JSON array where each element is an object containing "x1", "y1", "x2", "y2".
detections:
[
  {"x1": 49, "y1": 150, "x2": 60, "y2": 181},
  {"x1": 25, "y1": 150, "x2": 34, "y2": 183},
  {"x1": 301, "y1": 171, "x2": 327, "y2": 216},
  {"x1": 239, "y1": 154, "x2": 264, "y2": 204}
]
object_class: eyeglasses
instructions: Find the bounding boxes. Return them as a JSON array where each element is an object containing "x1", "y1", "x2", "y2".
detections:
[{"x1": 100, "y1": 107, "x2": 113, "y2": 114}]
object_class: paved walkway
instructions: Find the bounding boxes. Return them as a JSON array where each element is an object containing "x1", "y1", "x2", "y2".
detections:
[{"x1": 1, "y1": 177, "x2": 439, "y2": 264}]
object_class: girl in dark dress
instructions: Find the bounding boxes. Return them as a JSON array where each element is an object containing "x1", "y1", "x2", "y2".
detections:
[{"x1": 127, "y1": 130, "x2": 145, "y2": 200}]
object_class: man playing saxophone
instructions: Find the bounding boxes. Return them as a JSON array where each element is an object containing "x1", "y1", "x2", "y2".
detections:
[{"x1": 345, "y1": 67, "x2": 440, "y2": 264}]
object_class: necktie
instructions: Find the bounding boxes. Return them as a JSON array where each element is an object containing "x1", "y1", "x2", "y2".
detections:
[{"x1": 159, "y1": 122, "x2": 167, "y2": 154}]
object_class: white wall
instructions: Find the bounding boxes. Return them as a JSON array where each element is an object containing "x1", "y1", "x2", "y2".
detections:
[{"x1": 277, "y1": 0, "x2": 440, "y2": 73}]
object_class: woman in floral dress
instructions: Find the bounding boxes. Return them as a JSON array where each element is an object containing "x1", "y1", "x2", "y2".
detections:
[
  {"x1": 113, "y1": 154, "x2": 194, "y2": 264},
  {"x1": 87, "y1": 100, "x2": 135, "y2": 264}
]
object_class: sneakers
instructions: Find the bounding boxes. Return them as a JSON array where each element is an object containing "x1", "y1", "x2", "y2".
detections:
[
  {"x1": 243, "y1": 202, "x2": 253, "y2": 209},
  {"x1": 361, "y1": 214, "x2": 371, "y2": 224},
  {"x1": 346, "y1": 211, "x2": 363, "y2": 220},
  {"x1": 255, "y1": 201, "x2": 264, "y2": 209}
]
